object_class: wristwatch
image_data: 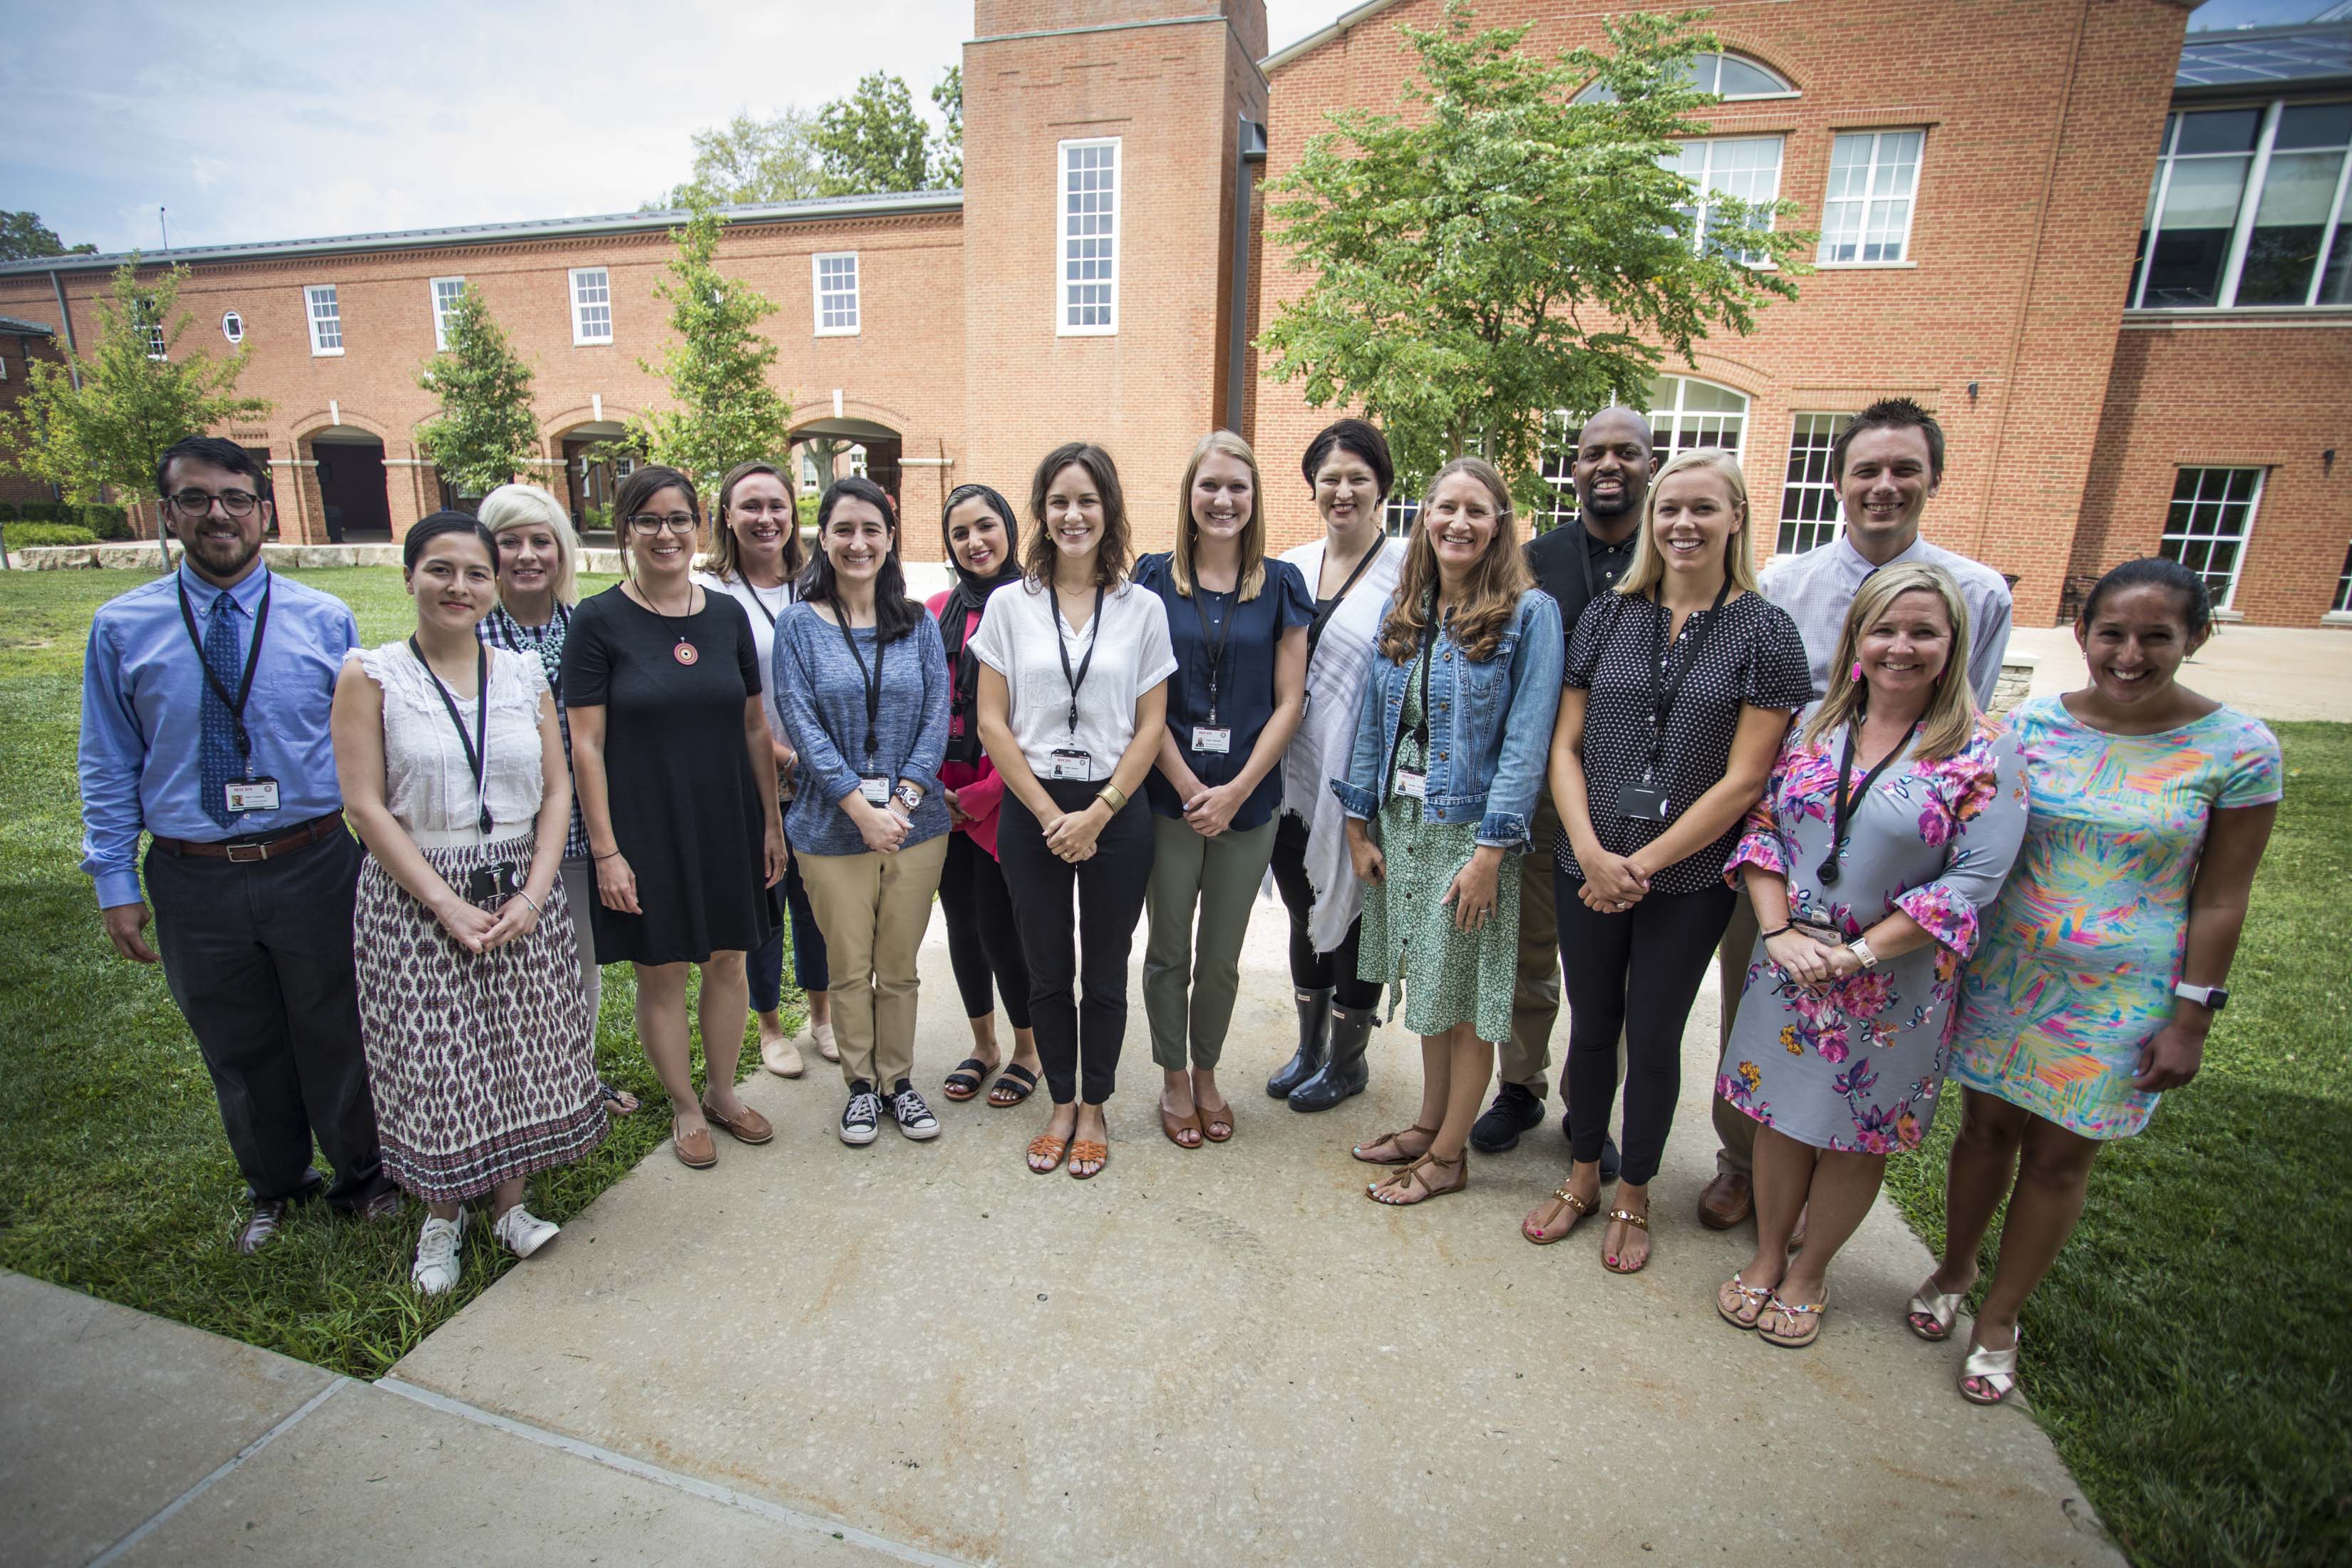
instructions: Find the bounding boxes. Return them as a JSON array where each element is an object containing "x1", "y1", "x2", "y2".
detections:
[
  {"x1": 2173, "y1": 981, "x2": 2229, "y2": 1011},
  {"x1": 1847, "y1": 939, "x2": 1879, "y2": 971},
  {"x1": 892, "y1": 781, "x2": 924, "y2": 813}
]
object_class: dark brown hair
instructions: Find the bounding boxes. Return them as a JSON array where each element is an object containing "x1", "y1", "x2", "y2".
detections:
[
  {"x1": 1301, "y1": 418, "x2": 1393, "y2": 501},
  {"x1": 707, "y1": 459, "x2": 808, "y2": 582},
  {"x1": 1377, "y1": 456, "x2": 1532, "y2": 664},
  {"x1": 614, "y1": 464, "x2": 700, "y2": 574},
  {"x1": 1830, "y1": 396, "x2": 1946, "y2": 484},
  {"x1": 1023, "y1": 442, "x2": 1130, "y2": 589}
]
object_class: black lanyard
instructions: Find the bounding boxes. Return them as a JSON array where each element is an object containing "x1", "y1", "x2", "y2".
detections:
[
  {"x1": 1306, "y1": 540, "x2": 1381, "y2": 661},
  {"x1": 1049, "y1": 584, "x2": 1105, "y2": 737},
  {"x1": 830, "y1": 607, "x2": 885, "y2": 759},
  {"x1": 177, "y1": 573, "x2": 272, "y2": 773},
  {"x1": 1639, "y1": 578, "x2": 1732, "y2": 780},
  {"x1": 743, "y1": 579, "x2": 787, "y2": 629},
  {"x1": 1388, "y1": 589, "x2": 1441, "y2": 775},
  {"x1": 1189, "y1": 582, "x2": 1235, "y2": 725},
  {"x1": 1817, "y1": 718, "x2": 1920, "y2": 887},
  {"x1": 409, "y1": 636, "x2": 493, "y2": 836}
]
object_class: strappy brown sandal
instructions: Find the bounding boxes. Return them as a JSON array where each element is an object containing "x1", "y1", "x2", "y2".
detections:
[
  {"x1": 1199, "y1": 1097, "x2": 1234, "y2": 1144},
  {"x1": 1026, "y1": 1132, "x2": 1068, "y2": 1174},
  {"x1": 1352, "y1": 1123, "x2": 1438, "y2": 1165},
  {"x1": 1068, "y1": 1140, "x2": 1109, "y2": 1180},
  {"x1": 1601, "y1": 1207, "x2": 1651, "y2": 1274},
  {"x1": 1366, "y1": 1150, "x2": 1468, "y2": 1205},
  {"x1": 1522, "y1": 1180, "x2": 1598, "y2": 1245}
]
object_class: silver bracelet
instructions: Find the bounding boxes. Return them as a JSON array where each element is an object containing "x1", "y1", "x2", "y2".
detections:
[{"x1": 517, "y1": 889, "x2": 542, "y2": 914}]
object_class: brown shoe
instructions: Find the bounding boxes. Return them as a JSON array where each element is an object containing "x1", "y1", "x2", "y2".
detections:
[
  {"x1": 1697, "y1": 1171, "x2": 1753, "y2": 1229},
  {"x1": 701, "y1": 1099, "x2": 774, "y2": 1145},
  {"x1": 355, "y1": 1187, "x2": 403, "y2": 1224},
  {"x1": 233, "y1": 1198, "x2": 290, "y2": 1256},
  {"x1": 673, "y1": 1115, "x2": 718, "y2": 1169}
]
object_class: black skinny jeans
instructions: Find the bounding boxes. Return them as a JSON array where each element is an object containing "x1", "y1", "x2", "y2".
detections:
[
  {"x1": 1269, "y1": 812, "x2": 1381, "y2": 1010},
  {"x1": 1558, "y1": 872, "x2": 1735, "y2": 1187},
  {"x1": 997, "y1": 780, "x2": 1154, "y2": 1105},
  {"x1": 939, "y1": 828, "x2": 1032, "y2": 1031}
]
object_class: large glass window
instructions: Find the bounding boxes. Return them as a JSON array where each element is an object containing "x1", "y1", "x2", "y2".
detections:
[
  {"x1": 1668, "y1": 137, "x2": 1784, "y2": 262},
  {"x1": 813, "y1": 252, "x2": 859, "y2": 335},
  {"x1": 304, "y1": 284, "x2": 342, "y2": 356},
  {"x1": 1061, "y1": 139, "x2": 1120, "y2": 335},
  {"x1": 2132, "y1": 100, "x2": 2352, "y2": 309},
  {"x1": 430, "y1": 277, "x2": 465, "y2": 351},
  {"x1": 1778, "y1": 413, "x2": 1850, "y2": 555},
  {"x1": 2334, "y1": 541, "x2": 2352, "y2": 613},
  {"x1": 1821, "y1": 131, "x2": 1923, "y2": 264},
  {"x1": 1535, "y1": 376, "x2": 1750, "y2": 530},
  {"x1": 569, "y1": 267, "x2": 612, "y2": 346},
  {"x1": 2160, "y1": 466, "x2": 2264, "y2": 608},
  {"x1": 1575, "y1": 51, "x2": 1796, "y2": 104}
]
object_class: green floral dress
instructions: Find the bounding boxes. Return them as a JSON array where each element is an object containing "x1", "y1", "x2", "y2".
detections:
[{"x1": 1357, "y1": 641, "x2": 1522, "y2": 1042}]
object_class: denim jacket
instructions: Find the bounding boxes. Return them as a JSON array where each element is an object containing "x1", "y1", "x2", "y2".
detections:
[{"x1": 1331, "y1": 588, "x2": 1565, "y2": 850}]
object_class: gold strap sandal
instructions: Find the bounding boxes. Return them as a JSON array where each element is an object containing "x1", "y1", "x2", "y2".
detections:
[
  {"x1": 1959, "y1": 1330, "x2": 2023, "y2": 1405},
  {"x1": 1906, "y1": 1274, "x2": 1971, "y2": 1342},
  {"x1": 1601, "y1": 1208, "x2": 1651, "y2": 1274}
]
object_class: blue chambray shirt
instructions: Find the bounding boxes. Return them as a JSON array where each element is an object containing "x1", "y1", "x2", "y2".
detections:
[
  {"x1": 78, "y1": 564, "x2": 359, "y2": 908},
  {"x1": 1332, "y1": 588, "x2": 1566, "y2": 851}
]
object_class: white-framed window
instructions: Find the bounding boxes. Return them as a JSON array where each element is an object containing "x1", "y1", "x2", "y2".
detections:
[
  {"x1": 304, "y1": 284, "x2": 342, "y2": 356},
  {"x1": 569, "y1": 267, "x2": 613, "y2": 345},
  {"x1": 2132, "y1": 101, "x2": 2352, "y2": 310},
  {"x1": 848, "y1": 443, "x2": 868, "y2": 478},
  {"x1": 2160, "y1": 465, "x2": 2264, "y2": 609},
  {"x1": 1821, "y1": 130, "x2": 1923, "y2": 264},
  {"x1": 2333, "y1": 542, "x2": 2352, "y2": 613},
  {"x1": 220, "y1": 309, "x2": 244, "y2": 345},
  {"x1": 1575, "y1": 51, "x2": 1797, "y2": 105},
  {"x1": 813, "y1": 252, "x2": 860, "y2": 335},
  {"x1": 1778, "y1": 413, "x2": 1851, "y2": 556},
  {"x1": 1060, "y1": 138, "x2": 1120, "y2": 334},
  {"x1": 0, "y1": 356, "x2": 8, "y2": 381},
  {"x1": 799, "y1": 450, "x2": 821, "y2": 493},
  {"x1": 1535, "y1": 375, "x2": 1751, "y2": 532},
  {"x1": 1382, "y1": 495, "x2": 1419, "y2": 540},
  {"x1": 1668, "y1": 137, "x2": 1784, "y2": 263},
  {"x1": 430, "y1": 277, "x2": 467, "y2": 351}
]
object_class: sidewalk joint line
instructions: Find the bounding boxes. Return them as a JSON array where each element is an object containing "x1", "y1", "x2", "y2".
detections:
[
  {"x1": 375, "y1": 1376, "x2": 976, "y2": 1567},
  {"x1": 85, "y1": 1376, "x2": 350, "y2": 1568}
]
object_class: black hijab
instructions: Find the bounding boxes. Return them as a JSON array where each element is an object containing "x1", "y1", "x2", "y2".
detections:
[{"x1": 938, "y1": 483, "x2": 1022, "y2": 763}]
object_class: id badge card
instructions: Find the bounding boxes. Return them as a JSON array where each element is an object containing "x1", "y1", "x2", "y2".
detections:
[
  {"x1": 464, "y1": 862, "x2": 520, "y2": 904},
  {"x1": 1191, "y1": 725, "x2": 1232, "y2": 755},
  {"x1": 224, "y1": 777, "x2": 280, "y2": 814},
  {"x1": 1393, "y1": 768, "x2": 1428, "y2": 800},
  {"x1": 1047, "y1": 748, "x2": 1093, "y2": 781},
  {"x1": 1614, "y1": 780, "x2": 1671, "y2": 822},
  {"x1": 860, "y1": 775, "x2": 892, "y2": 806}
]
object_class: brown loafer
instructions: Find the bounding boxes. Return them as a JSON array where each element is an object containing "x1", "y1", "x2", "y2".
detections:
[
  {"x1": 673, "y1": 1115, "x2": 718, "y2": 1169},
  {"x1": 1697, "y1": 1171, "x2": 1753, "y2": 1229},
  {"x1": 701, "y1": 1099, "x2": 774, "y2": 1145}
]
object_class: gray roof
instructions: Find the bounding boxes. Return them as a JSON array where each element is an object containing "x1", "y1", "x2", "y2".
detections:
[
  {"x1": 0, "y1": 190, "x2": 964, "y2": 278},
  {"x1": 0, "y1": 314, "x2": 55, "y2": 336},
  {"x1": 2176, "y1": 20, "x2": 2352, "y2": 88}
]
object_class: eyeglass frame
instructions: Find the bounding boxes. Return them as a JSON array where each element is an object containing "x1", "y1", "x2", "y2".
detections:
[
  {"x1": 626, "y1": 512, "x2": 701, "y2": 535},
  {"x1": 165, "y1": 489, "x2": 266, "y2": 520}
]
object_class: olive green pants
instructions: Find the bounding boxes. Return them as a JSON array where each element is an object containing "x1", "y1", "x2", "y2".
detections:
[{"x1": 1143, "y1": 814, "x2": 1278, "y2": 1072}]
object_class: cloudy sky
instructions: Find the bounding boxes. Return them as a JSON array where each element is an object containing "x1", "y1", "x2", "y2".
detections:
[{"x1": 5, "y1": 0, "x2": 1351, "y2": 255}]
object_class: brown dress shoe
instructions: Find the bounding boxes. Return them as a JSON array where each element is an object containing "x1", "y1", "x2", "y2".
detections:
[
  {"x1": 674, "y1": 1116, "x2": 718, "y2": 1169},
  {"x1": 701, "y1": 1099, "x2": 774, "y2": 1145},
  {"x1": 356, "y1": 1188, "x2": 403, "y2": 1224},
  {"x1": 234, "y1": 1198, "x2": 290, "y2": 1256},
  {"x1": 1697, "y1": 1171, "x2": 1754, "y2": 1230}
]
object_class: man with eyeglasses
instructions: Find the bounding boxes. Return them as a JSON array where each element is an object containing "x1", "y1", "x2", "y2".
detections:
[{"x1": 78, "y1": 435, "x2": 396, "y2": 1254}]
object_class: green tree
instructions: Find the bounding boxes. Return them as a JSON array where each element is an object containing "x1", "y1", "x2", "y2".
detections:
[
  {"x1": 932, "y1": 66, "x2": 964, "y2": 187},
  {"x1": 1258, "y1": 2, "x2": 1810, "y2": 514},
  {"x1": 415, "y1": 287, "x2": 540, "y2": 499},
  {"x1": 814, "y1": 71, "x2": 934, "y2": 196},
  {"x1": 619, "y1": 197, "x2": 793, "y2": 487},
  {"x1": 651, "y1": 108, "x2": 825, "y2": 210},
  {"x1": 0, "y1": 258, "x2": 267, "y2": 540},
  {"x1": 0, "y1": 211, "x2": 96, "y2": 262}
]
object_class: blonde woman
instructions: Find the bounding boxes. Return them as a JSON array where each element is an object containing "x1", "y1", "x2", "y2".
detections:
[
  {"x1": 477, "y1": 483, "x2": 636, "y2": 1118},
  {"x1": 1134, "y1": 432, "x2": 1312, "y2": 1147},
  {"x1": 1713, "y1": 564, "x2": 2028, "y2": 1347},
  {"x1": 1529, "y1": 448, "x2": 1810, "y2": 1273},
  {"x1": 1334, "y1": 457, "x2": 1564, "y2": 1206}
]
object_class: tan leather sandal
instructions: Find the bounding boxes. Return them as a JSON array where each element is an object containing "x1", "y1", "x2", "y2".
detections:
[
  {"x1": 1522, "y1": 1181, "x2": 1597, "y2": 1245},
  {"x1": 1366, "y1": 1150, "x2": 1468, "y2": 1205},
  {"x1": 1199, "y1": 1098, "x2": 1234, "y2": 1143},
  {"x1": 1601, "y1": 1207, "x2": 1651, "y2": 1274},
  {"x1": 1068, "y1": 1140, "x2": 1110, "y2": 1180},
  {"x1": 1352, "y1": 1123, "x2": 1438, "y2": 1165},
  {"x1": 1026, "y1": 1132, "x2": 1068, "y2": 1174}
]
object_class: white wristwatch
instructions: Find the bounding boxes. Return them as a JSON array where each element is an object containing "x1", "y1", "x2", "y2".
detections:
[
  {"x1": 2173, "y1": 981, "x2": 2229, "y2": 1011},
  {"x1": 1847, "y1": 939, "x2": 1879, "y2": 971}
]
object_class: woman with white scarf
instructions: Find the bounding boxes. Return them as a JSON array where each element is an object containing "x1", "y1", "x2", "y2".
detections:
[{"x1": 1266, "y1": 419, "x2": 1406, "y2": 1112}]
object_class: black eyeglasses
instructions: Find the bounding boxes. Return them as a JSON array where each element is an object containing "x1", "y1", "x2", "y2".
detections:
[
  {"x1": 167, "y1": 490, "x2": 262, "y2": 518},
  {"x1": 627, "y1": 513, "x2": 698, "y2": 535}
]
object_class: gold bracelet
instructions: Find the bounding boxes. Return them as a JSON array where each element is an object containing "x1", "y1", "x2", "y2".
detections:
[{"x1": 1095, "y1": 783, "x2": 1127, "y2": 813}]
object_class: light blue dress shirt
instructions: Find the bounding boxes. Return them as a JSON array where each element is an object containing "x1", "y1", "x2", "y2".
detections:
[{"x1": 78, "y1": 564, "x2": 360, "y2": 907}]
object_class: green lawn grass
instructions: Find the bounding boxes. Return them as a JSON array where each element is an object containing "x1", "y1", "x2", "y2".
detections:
[
  {"x1": 1, "y1": 567, "x2": 2344, "y2": 1563},
  {"x1": 0, "y1": 567, "x2": 792, "y2": 1378}
]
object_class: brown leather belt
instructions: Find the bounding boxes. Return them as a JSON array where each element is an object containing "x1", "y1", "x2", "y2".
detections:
[{"x1": 153, "y1": 813, "x2": 344, "y2": 864}]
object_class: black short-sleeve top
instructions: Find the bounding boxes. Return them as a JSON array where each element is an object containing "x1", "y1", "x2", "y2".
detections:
[{"x1": 1558, "y1": 587, "x2": 1812, "y2": 895}]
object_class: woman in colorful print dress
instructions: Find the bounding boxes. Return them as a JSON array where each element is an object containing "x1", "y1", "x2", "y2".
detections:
[
  {"x1": 1712, "y1": 564, "x2": 2028, "y2": 1347},
  {"x1": 1923, "y1": 558, "x2": 2281, "y2": 1404}
]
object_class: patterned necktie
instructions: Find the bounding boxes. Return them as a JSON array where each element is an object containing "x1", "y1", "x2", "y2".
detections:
[{"x1": 197, "y1": 593, "x2": 245, "y2": 830}]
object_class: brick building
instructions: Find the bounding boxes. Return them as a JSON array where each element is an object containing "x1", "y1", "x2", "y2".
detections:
[
  {"x1": 0, "y1": 314, "x2": 66, "y2": 505},
  {"x1": 0, "y1": 0, "x2": 2343, "y2": 626}
]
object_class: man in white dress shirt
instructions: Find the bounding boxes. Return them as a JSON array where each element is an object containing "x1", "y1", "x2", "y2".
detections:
[{"x1": 1697, "y1": 396, "x2": 2016, "y2": 1230}]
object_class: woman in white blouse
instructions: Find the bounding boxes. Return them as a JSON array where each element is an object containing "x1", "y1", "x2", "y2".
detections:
[{"x1": 333, "y1": 512, "x2": 607, "y2": 1297}]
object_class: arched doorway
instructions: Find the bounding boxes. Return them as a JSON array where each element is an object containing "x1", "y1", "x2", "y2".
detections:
[
  {"x1": 790, "y1": 417, "x2": 902, "y2": 512},
  {"x1": 305, "y1": 425, "x2": 392, "y2": 542},
  {"x1": 554, "y1": 420, "x2": 633, "y2": 540}
]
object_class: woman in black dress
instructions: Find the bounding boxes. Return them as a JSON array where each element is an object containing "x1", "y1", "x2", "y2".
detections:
[{"x1": 564, "y1": 465, "x2": 787, "y2": 1170}]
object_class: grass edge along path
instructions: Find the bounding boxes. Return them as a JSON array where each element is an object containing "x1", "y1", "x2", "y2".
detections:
[
  {"x1": 1, "y1": 569, "x2": 2346, "y2": 1564},
  {"x1": 0, "y1": 568, "x2": 788, "y2": 1381}
]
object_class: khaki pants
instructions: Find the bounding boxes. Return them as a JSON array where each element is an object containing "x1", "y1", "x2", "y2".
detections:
[
  {"x1": 1711, "y1": 887, "x2": 1762, "y2": 1177},
  {"x1": 795, "y1": 833, "x2": 949, "y2": 1092},
  {"x1": 1500, "y1": 791, "x2": 1564, "y2": 1097}
]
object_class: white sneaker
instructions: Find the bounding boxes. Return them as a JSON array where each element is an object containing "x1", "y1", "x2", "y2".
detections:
[
  {"x1": 811, "y1": 1020, "x2": 840, "y2": 1063},
  {"x1": 491, "y1": 1205, "x2": 560, "y2": 1259},
  {"x1": 412, "y1": 1213, "x2": 465, "y2": 1296}
]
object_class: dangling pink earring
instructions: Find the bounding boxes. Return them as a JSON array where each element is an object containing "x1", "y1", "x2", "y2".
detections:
[{"x1": 1850, "y1": 661, "x2": 1864, "y2": 683}]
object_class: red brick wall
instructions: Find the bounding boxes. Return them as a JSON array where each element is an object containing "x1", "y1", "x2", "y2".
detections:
[
  {"x1": 0, "y1": 329, "x2": 65, "y2": 505},
  {"x1": 2078, "y1": 323, "x2": 2352, "y2": 626},
  {"x1": 1253, "y1": 0, "x2": 2192, "y2": 625}
]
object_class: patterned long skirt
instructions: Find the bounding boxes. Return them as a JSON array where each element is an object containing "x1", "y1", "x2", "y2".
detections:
[{"x1": 355, "y1": 837, "x2": 607, "y2": 1204}]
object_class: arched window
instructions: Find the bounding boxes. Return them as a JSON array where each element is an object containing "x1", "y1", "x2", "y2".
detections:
[
  {"x1": 1573, "y1": 51, "x2": 1797, "y2": 105},
  {"x1": 1537, "y1": 375, "x2": 1749, "y2": 528}
]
